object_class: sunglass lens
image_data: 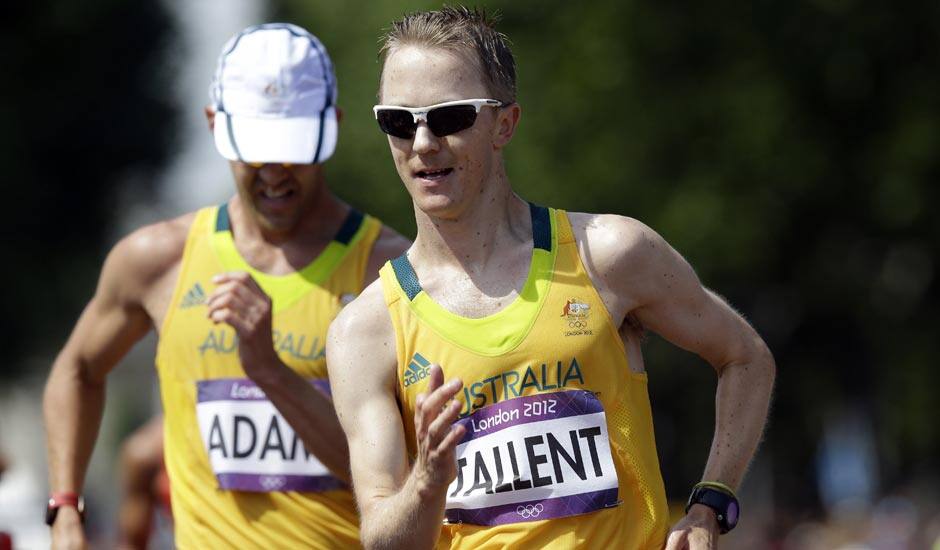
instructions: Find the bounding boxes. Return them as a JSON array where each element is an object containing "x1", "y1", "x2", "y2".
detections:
[
  {"x1": 428, "y1": 105, "x2": 478, "y2": 137},
  {"x1": 376, "y1": 110, "x2": 416, "y2": 139}
]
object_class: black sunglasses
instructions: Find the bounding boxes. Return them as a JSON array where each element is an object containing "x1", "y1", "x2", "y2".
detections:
[{"x1": 373, "y1": 98, "x2": 503, "y2": 139}]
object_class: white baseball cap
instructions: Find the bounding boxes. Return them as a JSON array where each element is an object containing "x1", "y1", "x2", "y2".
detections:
[{"x1": 210, "y1": 23, "x2": 338, "y2": 164}]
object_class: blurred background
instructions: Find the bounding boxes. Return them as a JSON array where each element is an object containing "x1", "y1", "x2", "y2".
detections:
[{"x1": 1, "y1": 0, "x2": 938, "y2": 548}]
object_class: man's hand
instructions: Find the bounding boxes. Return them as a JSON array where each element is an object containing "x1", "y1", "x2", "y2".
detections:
[
  {"x1": 206, "y1": 272, "x2": 279, "y2": 380},
  {"x1": 50, "y1": 507, "x2": 86, "y2": 550},
  {"x1": 412, "y1": 365, "x2": 465, "y2": 496},
  {"x1": 665, "y1": 504, "x2": 719, "y2": 550}
]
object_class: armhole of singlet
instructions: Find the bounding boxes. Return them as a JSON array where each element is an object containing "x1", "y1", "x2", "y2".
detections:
[
  {"x1": 378, "y1": 262, "x2": 403, "y2": 307},
  {"x1": 378, "y1": 262, "x2": 408, "y2": 400},
  {"x1": 558, "y1": 210, "x2": 634, "y2": 362},
  {"x1": 156, "y1": 207, "x2": 211, "y2": 349}
]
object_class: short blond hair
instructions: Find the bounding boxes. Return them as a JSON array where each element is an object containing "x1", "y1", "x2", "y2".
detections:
[{"x1": 379, "y1": 6, "x2": 517, "y2": 103}]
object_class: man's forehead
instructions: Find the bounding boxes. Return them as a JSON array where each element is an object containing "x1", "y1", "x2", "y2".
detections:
[{"x1": 380, "y1": 45, "x2": 489, "y2": 105}]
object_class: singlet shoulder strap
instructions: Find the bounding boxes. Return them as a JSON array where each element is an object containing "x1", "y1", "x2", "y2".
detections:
[
  {"x1": 530, "y1": 202, "x2": 552, "y2": 251},
  {"x1": 333, "y1": 208, "x2": 365, "y2": 245},
  {"x1": 390, "y1": 255, "x2": 421, "y2": 300},
  {"x1": 215, "y1": 202, "x2": 231, "y2": 232},
  {"x1": 553, "y1": 208, "x2": 576, "y2": 245}
]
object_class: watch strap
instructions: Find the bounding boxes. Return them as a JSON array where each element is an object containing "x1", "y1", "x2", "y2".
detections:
[
  {"x1": 686, "y1": 482, "x2": 739, "y2": 534},
  {"x1": 694, "y1": 480, "x2": 735, "y2": 495},
  {"x1": 45, "y1": 492, "x2": 85, "y2": 526}
]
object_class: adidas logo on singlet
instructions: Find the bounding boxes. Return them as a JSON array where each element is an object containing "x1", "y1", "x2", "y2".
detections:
[
  {"x1": 180, "y1": 282, "x2": 206, "y2": 309},
  {"x1": 403, "y1": 352, "x2": 431, "y2": 387}
]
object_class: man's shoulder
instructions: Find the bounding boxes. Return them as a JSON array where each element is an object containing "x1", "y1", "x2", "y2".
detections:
[
  {"x1": 565, "y1": 209, "x2": 700, "y2": 316},
  {"x1": 327, "y1": 278, "x2": 398, "y2": 381},
  {"x1": 566, "y1": 211, "x2": 663, "y2": 264},
  {"x1": 107, "y1": 211, "x2": 198, "y2": 287},
  {"x1": 332, "y1": 279, "x2": 392, "y2": 341},
  {"x1": 364, "y1": 223, "x2": 412, "y2": 283},
  {"x1": 372, "y1": 224, "x2": 411, "y2": 258}
]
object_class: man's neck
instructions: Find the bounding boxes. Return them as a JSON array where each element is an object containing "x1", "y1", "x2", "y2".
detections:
[
  {"x1": 227, "y1": 186, "x2": 348, "y2": 275},
  {"x1": 412, "y1": 179, "x2": 531, "y2": 274}
]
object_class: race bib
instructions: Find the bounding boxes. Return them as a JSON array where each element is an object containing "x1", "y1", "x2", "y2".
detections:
[
  {"x1": 195, "y1": 378, "x2": 344, "y2": 493},
  {"x1": 445, "y1": 389, "x2": 620, "y2": 525}
]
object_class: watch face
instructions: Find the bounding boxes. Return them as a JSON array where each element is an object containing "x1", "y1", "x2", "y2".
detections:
[{"x1": 727, "y1": 500, "x2": 739, "y2": 527}]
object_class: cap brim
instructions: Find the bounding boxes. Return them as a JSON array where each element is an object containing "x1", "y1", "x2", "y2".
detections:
[{"x1": 213, "y1": 107, "x2": 338, "y2": 164}]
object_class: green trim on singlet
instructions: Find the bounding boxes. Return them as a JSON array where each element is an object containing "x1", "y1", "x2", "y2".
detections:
[
  {"x1": 392, "y1": 205, "x2": 558, "y2": 356},
  {"x1": 210, "y1": 204, "x2": 368, "y2": 313}
]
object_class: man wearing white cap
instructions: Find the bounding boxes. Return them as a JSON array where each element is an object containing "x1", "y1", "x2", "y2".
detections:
[{"x1": 43, "y1": 23, "x2": 409, "y2": 548}]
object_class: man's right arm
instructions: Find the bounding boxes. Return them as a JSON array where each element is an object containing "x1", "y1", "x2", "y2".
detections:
[
  {"x1": 326, "y1": 282, "x2": 465, "y2": 550},
  {"x1": 43, "y1": 219, "x2": 187, "y2": 547}
]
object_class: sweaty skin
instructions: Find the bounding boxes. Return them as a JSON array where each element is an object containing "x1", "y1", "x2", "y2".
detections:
[
  {"x1": 327, "y1": 45, "x2": 774, "y2": 550},
  {"x1": 43, "y1": 109, "x2": 410, "y2": 550}
]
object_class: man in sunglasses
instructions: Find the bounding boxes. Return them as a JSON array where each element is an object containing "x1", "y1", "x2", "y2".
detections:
[
  {"x1": 327, "y1": 7, "x2": 775, "y2": 550},
  {"x1": 43, "y1": 23, "x2": 409, "y2": 548}
]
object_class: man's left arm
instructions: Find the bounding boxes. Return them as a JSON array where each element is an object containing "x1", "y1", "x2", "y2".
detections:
[{"x1": 582, "y1": 215, "x2": 775, "y2": 548}]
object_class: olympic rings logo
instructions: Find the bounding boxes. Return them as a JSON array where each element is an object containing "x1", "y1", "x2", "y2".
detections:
[
  {"x1": 568, "y1": 320, "x2": 587, "y2": 328},
  {"x1": 260, "y1": 475, "x2": 286, "y2": 491},
  {"x1": 516, "y1": 503, "x2": 545, "y2": 518}
]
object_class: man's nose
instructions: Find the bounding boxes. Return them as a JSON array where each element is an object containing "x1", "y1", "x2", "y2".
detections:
[
  {"x1": 257, "y1": 163, "x2": 291, "y2": 183},
  {"x1": 411, "y1": 123, "x2": 440, "y2": 155}
]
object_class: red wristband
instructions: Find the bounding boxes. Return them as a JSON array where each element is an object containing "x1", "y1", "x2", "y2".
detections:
[
  {"x1": 49, "y1": 492, "x2": 81, "y2": 507},
  {"x1": 46, "y1": 492, "x2": 85, "y2": 526}
]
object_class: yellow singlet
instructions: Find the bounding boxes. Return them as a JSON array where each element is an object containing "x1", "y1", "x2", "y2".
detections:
[
  {"x1": 157, "y1": 204, "x2": 380, "y2": 549},
  {"x1": 379, "y1": 204, "x2": 669, "y2": 549}
]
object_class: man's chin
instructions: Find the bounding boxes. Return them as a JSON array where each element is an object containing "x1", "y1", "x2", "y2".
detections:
[
  {"x1": 254, "y1": 210, "x2": 302, "y2": 234},
  {"x1": 413, "y1": 195, "x2": 464, "y2": 220}
]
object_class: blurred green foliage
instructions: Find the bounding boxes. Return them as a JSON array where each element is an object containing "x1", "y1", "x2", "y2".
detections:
[{"x1": 272, "y1": 0, "x2": 939, "y2": 508}]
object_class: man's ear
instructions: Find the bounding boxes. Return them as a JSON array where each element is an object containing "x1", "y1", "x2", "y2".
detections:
[
  {"x1": 335, "y1": 106, "x2": 344, "y2": 125},
  {"x1": 204, "y1": 106, "x2": 216, "y2": 132},
  {"x1": 493, "y1": 103, "x2": 521, "y2": 150}
]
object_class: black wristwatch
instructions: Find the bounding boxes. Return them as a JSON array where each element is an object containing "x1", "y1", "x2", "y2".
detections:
[{"x1": 685, "y1": 482, "x2": 739, "y2": 534}]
